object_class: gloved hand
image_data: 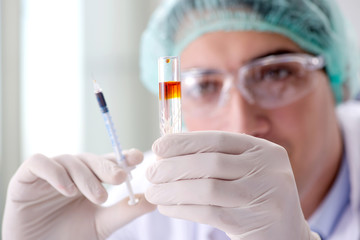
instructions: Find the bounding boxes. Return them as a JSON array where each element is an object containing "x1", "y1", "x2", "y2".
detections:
[
  {"x1": 2, "y1": 149, "x2": 156, "y2": 240},
  {"x1": 146, "y1": 131, "x2": 321, "y2": 240}
]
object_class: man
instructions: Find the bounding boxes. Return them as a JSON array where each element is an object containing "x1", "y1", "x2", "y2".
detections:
[{"x1": 3, "y1": 0, "x2": 360, "y2": 239}]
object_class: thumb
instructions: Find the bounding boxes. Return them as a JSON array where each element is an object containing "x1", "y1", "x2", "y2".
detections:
[{"x1": 96, "y1": 194, "x2": 156, "y2": 239}]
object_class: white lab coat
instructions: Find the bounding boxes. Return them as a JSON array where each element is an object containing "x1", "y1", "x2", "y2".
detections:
[{"x1": 106, "y1": 101, "x2": 360, "y2": 240}]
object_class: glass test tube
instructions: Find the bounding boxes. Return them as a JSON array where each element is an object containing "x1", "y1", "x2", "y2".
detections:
[{"x1": 158, "y1": 56, "x2": 182, "y2": 136}]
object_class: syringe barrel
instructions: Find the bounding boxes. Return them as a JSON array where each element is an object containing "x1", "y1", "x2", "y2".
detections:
[{"x1": 102, "y1": 112, "x2": 128, "y2": 166}]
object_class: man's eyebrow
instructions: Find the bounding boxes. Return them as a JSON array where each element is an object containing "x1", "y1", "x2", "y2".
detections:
[{"x1": 252, "y1": 49, "x2": 301, "y2": 61}]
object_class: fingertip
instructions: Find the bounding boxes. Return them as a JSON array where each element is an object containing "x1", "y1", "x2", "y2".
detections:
[
  {"x1": 152, "y1": 134, "x2": 172, "y2": 156},
  {"x1": 123, "y1": 148, "x2": 144, "y2": 166},
  {"x1": 94, "y1": 188, "x2": 109, "y2": 205},
  {"x1": 98, "y1": 193, "x2": 108, "y2": 205},
  {"x1": 151, "y1": 138, "x2": 161, "y2": 154}
]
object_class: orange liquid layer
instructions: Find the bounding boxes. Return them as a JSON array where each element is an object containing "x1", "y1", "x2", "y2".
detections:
[{"x1": 159, "y1": 81, "x2": 181, "y2": 100}]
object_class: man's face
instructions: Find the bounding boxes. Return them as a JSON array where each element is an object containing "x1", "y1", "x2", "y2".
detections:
[{"x1": 180, "y1": 31, "x2": 342, "y2": 201}]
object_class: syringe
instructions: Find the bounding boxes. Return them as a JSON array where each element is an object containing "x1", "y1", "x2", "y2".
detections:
[{"x1": 93, "y1": 80, "x2": 139, "y2": 205}]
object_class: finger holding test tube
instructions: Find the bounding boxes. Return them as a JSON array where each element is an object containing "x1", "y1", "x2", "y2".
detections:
[
  {"x1": 93, "y1": 80, "x2": 139, "y2": 205},
  {"x1": 158, "y1": 56, "x2": 182, "y2": 135}
]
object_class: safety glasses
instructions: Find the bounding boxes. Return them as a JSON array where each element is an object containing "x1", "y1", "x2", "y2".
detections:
[{"x1": 181, "y1": 53, "x2": 325, "y2": 117}]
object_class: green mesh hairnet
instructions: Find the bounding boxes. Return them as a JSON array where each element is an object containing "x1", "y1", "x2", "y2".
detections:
[{"x1": 140, "y1": 0, "x2": 360, "y2": 103}]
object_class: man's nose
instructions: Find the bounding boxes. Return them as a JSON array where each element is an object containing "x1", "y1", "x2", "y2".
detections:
[{"x1": 227, "y1": 90, "x2": 271, "y2": 138}]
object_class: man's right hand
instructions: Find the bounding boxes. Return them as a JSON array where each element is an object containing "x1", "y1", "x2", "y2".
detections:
[{"x1": 2, "y1": 149, "x2": 156, "y2": 240}]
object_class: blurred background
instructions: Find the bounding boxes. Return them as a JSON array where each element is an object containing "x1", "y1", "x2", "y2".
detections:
[{"x1": 0, "y1": 0, "x2": 359, "y2": 236}]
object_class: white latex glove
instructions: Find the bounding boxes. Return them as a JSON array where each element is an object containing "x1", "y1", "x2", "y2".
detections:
[
  {"x1": 145, "y1": 131, "x2": 321, "y2": 240},
  {"x1": 3, "y1": 149, "x2": 156, "y2": 240}
]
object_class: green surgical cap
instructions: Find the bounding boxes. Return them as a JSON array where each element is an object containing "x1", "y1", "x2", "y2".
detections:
[{"x1": 140, "y1": 0, "x2": 360, "y2": 103}]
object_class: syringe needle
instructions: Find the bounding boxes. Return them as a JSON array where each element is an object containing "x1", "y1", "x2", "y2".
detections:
[
  {"x1": 93, "y1": 80, "x2": 101, "y2": 93},
  {"x1": 93, "y1": 80, "x2": 139, "y2": 205}
]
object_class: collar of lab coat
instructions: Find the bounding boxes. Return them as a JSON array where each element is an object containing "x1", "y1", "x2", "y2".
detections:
[{"x1": 337, "y1": 100, "x2": 360, "y2": 213}]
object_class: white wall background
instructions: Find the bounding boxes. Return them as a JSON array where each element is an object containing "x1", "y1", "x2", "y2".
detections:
[
  {"x1": 20, "y1": 0, "x2": 161, "y2": 160},
  {"x1": 82, "y1": 0, "x2": 160, "y2": 155},
  {"x1": 21, "y1": 0, "x2": 84, "y2": 157},
  {"x1": 0, "y1": 0, "x2": 21, "y2": 236},
  {"x1": 337, "y1": 0, "x2": 360, "y2": 44}
]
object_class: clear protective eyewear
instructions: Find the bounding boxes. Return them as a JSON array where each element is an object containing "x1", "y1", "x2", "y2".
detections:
[{"x1": 181, "y1": 53, "x2": 325, "y2": 117}]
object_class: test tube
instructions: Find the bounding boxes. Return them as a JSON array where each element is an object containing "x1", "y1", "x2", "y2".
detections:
[{"x1": 158, "y1": 56, "x2": 182, "y2": 136}]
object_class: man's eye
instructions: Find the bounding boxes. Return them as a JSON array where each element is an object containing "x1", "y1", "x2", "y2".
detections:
[
  {"x1": 261, "y1": 67, "x2": 292, "y2": 81},
  {"x1": 194, "y1": 80, "x2": 222, "y2": 96},
  {"x1": 182, "y1": 72, "x2": 226, "y2": 102}
]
